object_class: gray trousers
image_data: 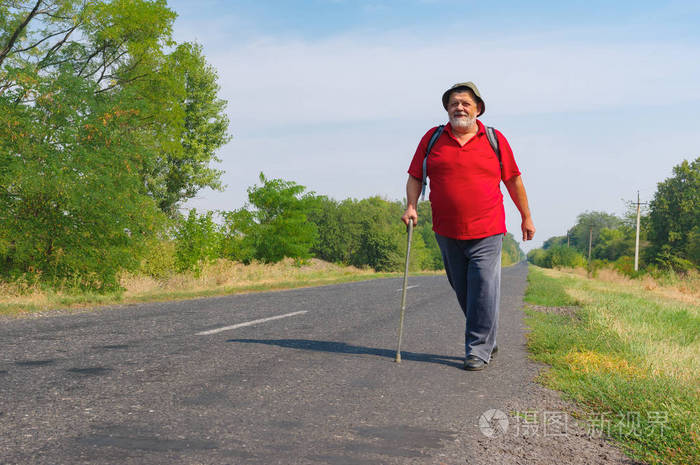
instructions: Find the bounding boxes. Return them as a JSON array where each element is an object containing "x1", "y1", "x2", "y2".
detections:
[{"x1": 435, "y1": 233, "x2": 502, "y2": 363}]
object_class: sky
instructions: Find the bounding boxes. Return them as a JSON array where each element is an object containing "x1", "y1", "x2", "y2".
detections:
[{"x1": 169, "y1": 0, "x2": 700, "y2": 252}]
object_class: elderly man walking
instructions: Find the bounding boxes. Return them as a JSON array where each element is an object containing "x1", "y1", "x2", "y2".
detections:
[{"x1": 401, "y1": 82, "x2": 535, "y2": 371}]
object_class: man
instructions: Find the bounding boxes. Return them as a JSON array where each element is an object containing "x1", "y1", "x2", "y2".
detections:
[{"x1": 401, "y1": 82, "x2": 535, "y2": 371}]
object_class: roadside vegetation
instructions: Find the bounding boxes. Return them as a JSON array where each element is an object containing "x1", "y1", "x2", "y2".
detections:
[
  {"x1": 524, "y1": 265, "x2": 699, "y2": 465},
  {"x1": 527, "y1": 157, "x2": 699, "y2": 277},
  {"x1": 0, "y1": 172, "x2": 521, "y2": 315},
  {"x1": 0, "y1": 1, "x2": 525, "y2": 315},
  {"x1": 0, "y1": 258, "x2": 413, "y2": 317}
]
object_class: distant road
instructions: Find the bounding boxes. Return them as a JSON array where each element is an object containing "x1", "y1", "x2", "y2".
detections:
[{"x1": 1, "y1": 263, "x2": 533, "y2": 464}]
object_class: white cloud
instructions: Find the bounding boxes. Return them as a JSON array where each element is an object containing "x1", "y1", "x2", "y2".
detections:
[
  {"x1": 181, "y1": 25, "x2": 700, "y2": 251},
  {"x1": 205, "y1": 31, "x2": 700, "y2": 131}
]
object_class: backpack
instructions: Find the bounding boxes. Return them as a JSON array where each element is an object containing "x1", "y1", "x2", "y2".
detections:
[{"x1": 420, "y1": 125, "x2": 502, "y2": 200}]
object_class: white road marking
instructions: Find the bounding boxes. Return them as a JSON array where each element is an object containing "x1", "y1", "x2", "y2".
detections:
[
  {"x1": 196, "y1": 311, "x2": 308, "y2": 336},
  {"x1": 396, "y1": 285, "x2": 419, "y2": 291}
]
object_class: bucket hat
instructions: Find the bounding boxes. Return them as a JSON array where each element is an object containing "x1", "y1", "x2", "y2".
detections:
[{"x1": 442, "y1": 82, "x2": 485, "y2": 116}]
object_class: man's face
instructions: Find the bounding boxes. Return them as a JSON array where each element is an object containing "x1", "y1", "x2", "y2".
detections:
[{"x1": 447, "y1": 91, "x2": 480, "y2": 130}]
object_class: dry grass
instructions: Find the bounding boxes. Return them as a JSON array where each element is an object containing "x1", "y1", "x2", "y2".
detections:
[
  {"x1": 551, "y1": 266, "x2": 700, "y2": 304},
  {"x1": 0, "y1": 259, "x2": 405, "y2": 316},
  {"x1": 563, "y1": 350, "x2": 646, "y2": 378},
  {"x1": 536, "y1": 266, "x2": 700, "y2": 384},
  {"x1": 525, "y1": 266, "x2": 700, "y2": 465},
  {"x1": 119, "y1": 258, "x2": 378, "y2": 298},
  {"x1": 0, "y1": 279, "x2": 50, "y2": 308}
]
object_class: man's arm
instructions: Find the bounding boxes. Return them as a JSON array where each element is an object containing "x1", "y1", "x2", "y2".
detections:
[
  {"x1": 503, "y1": 175, "x2": 535, "y2": 241},
  {"x1": 401, "y1": 175, "x2": 422, "y2": 226}
]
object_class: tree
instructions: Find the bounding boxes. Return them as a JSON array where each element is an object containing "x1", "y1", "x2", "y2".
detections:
[
  {"x1": 307, "y1": 196, "x2": 436, "y2": 272},
  {"x1": 567, "y1": 211, "x2": 622, "y2": 254},
  {"x1": 502, "y1": 232, "x2": 525, "y2": 265},
  {"x1": 0, "y1": 0, "x2": 230, "y2": 287},
  {"x1": 646, "y1": 157, "x2": 700, "y2": 270},
  {"x1": 527, "y1": 244, "x2": 586, "y2": 269},
  {"x1": 0, "y1": 59, "x2": 165, "y2": 288},
  {"x1": 174, "y1": 209, "x2": 221, "y2": 274},
  {"x1": 592, "y1": 227, "x2": 634, "y2": 261},
  {"x1": 144, "y1": 42, "x2": 230, "y2": 216},
  {"x1": 542, "y1": 235, "x2": 567, "y2": 250},
  {"x1": 306, "y1": 196, "x2": 353, "y2": 264},
  {"x1": 221, "y1": 173, "x2": 318, "y2": 264},
  {"x1": 415, "y1": 200, "x2": 443, "y2": 270}
]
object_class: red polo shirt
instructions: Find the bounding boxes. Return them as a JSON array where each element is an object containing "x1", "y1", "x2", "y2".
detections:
[{"x1": 408, "y1": 120, "x2": 521, "y2": 240}]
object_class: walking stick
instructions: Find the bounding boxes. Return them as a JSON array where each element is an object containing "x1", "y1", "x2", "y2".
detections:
[{"x1": 395, "y1": 218, "x2": 414, "y2": 363}]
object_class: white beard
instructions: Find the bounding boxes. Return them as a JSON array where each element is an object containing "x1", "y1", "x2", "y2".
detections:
[{"x1": 450, "y1": 114, "x2": 476, "y2": 130}]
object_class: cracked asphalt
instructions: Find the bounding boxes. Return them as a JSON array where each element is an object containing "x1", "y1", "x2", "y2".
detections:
[{"x1": 0, "y1": 263, "x2": 640, "y2": 464}]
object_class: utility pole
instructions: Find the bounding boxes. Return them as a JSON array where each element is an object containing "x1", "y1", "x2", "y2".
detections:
[
  {"x1": 587, "y1": 226, "x2": 593, "y2": 277},
  {"x1": 631, "y1": 191, "x2": 648, "y2": 272}
]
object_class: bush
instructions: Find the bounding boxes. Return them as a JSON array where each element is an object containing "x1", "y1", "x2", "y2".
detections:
[
  {"x1": 503, "y1": 232, "x2": 524, "y2": 265},
  {"x1": 545, "y1": 245, "x2": 587, "y2": 268},
  {"x1": 220, "y1": 173, "x2": 318, "y2": 264},
  {"x1": 613, "y1": 255, "x2": 637, "y2": 277},
  {"x1": 528, "y1": 245, "x2": 587, "y2": 269},
  {"x1": 527, "y1": 248, "x2": 547, "y2": 267},
  {"x1": 139, "y1": 239, "x2": 177, "y2": 279},
  {"x1": 651, "y1": 245, "x2": 695, "y2": 274},
  {"x1": 174, "y1": 209, "x2": 222, "y2": 274}
]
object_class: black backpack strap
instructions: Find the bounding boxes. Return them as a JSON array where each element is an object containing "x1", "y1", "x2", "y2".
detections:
[
  {"x1": 485, "y1": 126, "x2": 503, "y2": 173},
  {"x1": 421, "y1": 125, "x2": 445, "y2": 200}
]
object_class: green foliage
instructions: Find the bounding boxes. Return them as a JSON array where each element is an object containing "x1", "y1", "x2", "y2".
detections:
[
  {"x1": 306, "y1": 196, "x2": 438, "y2": 272},
  {"x1": 646, "y1": 157, "x2": 699, "y2": 271},
  {"x1": 612, "y1": 256, "x2": 637, "y2": 277},
  {"x1": 502, "y1": 232, "x2": 525, "y2": 266},
  {"x1": 174, "y1": 209, "x2": 221, "y2": 274},
  {"x1": 688, "y1": 225, "x2": 700, "y2": 265},
  {"x1": 527, "y1": 248, "x2": 547, "y2": 267},
  {"x1": 567, "y1": 211, "x2": 623, "y2": 254},
  {"x1": 348, "y1": 197, "x2": 403, "y2": 271},
  {"x1": 648, "y1": 246, "x2": 695, "y2": 274},
  {"x1": 310, "y1": 196, "x2": 401, "y2": 271},
  {"x1": 415, "y1": 201, "x2": 444, "y2": 270},
  {"x1": 221, "y1": 173, "x2": 318, "y2": 264},
  {"x1": 0, "y1": 66, "x2": 164, "y2": 289},
  {"x1": 138, "y1": 238, "x2": 176, "y2": 279},
  {"x1": 530, "y1": 158, "x2": 698, "y2": 275},
  {"x1": 593, "y1": 227, "x2": 634, "y2": 261},
  {"x1": 0, "y1": 0, "x2": 229, "y2": 290},
  {"x1": 305, "y1": 196, "x2": 352, "y2": 264},
  {"x1": 532, "y1": 212, "x2": 633, "y2": 271},
  {"x1": 542, "y1": 235, "x2": 567, "y2": 250},
  {"x1": 144, "y1": 42, "x2": 231, "y2": 216},
  {"x1": 307, "y1": 196, "x2": 522, "y2": 272},
  {"x1": 528, "y1": 245, "x2": 587, "y2": 269},
  {"x1": 219, "y1": 208, "x2": 256, "y2": 264}
]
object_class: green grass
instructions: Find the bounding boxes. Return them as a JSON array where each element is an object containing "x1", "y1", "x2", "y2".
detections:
[
  {"x1": 524, "y1": 266, "x2": 579, "y2": 306},
  {"x1": 524, "y1": 266, "x2": 700, "y2": 465}
]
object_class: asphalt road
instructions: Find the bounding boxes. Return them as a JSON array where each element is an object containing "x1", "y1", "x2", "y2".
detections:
[{"x1": 1, "y1": 262, "x2": 535, "y2": 465}]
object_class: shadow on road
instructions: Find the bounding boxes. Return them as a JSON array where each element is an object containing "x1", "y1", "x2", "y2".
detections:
[{"x1": 226, "y1": 338, "x2": 464, "y2": 368}]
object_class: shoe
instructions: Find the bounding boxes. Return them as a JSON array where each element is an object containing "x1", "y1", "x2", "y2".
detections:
[
  {"x1": 463, "y1": 355, "x2": 487, "y2": 371},
  {"x1": 491, "y1": 345, "x2": 498, "y2": 358}
]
